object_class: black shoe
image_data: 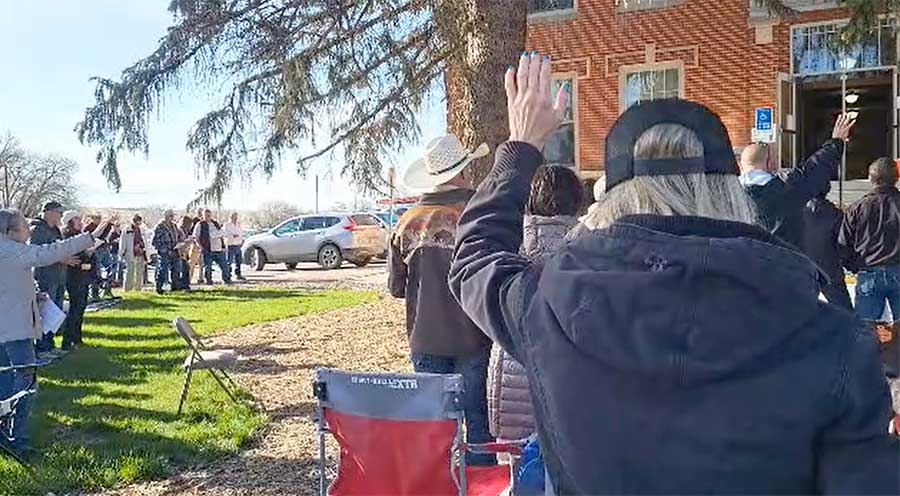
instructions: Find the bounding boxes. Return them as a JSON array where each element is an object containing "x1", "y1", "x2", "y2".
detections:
[{"x1": 156, "y1": 288, "x2": 166, "y2": 295}]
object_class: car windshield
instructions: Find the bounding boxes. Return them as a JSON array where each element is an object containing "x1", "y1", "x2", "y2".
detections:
[{"x1": 350, "y1": 214, "x2": 379, "y2": 226}]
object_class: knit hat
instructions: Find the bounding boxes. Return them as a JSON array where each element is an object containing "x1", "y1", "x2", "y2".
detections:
[{"x1": 604, "y1": 99, "x2": 738, "y2": 192}]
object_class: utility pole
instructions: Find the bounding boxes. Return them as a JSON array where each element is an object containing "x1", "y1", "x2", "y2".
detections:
[{"x1": 315, "y1": 175, "x2": 319, "y2": 213}]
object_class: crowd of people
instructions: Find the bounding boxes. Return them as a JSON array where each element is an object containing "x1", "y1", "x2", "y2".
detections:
[
  {"x1": 391, "y1": 53, "x2": 900, "y2": 494},
  {"x1": 0, "y1": 204, "x2": 247, "y2": 460}
]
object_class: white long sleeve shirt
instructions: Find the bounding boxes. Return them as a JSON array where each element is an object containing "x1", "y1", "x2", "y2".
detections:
[{"x1": 223, "y1": 222, "x2": 245, "y2": 247}]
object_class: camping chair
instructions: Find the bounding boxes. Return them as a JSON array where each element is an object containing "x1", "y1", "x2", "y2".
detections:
[
  {"x1": 172, "y1": 317, "x2": 240, "y2": 415},
  {"x1": 313, "y1": 368, "x2": 527, "y2": 496},
  {"x1": 0, "y1": 363, "x2": 40, "y2": 467}
]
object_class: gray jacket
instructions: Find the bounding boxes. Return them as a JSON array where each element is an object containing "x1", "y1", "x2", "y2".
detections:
[
  {"x1": 488, "y1": 214, "x2": 577, "y2": 440},
  {"x1": 0, "y1": 233, "x2": 93, "y2": 343}
]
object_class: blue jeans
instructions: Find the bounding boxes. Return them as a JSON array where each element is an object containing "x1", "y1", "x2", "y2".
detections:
[
  {"x1": 0, "y1": 339, "x2": 37, "y2": 452},
  {"x1": 855, "y1": 267, "x2": 900, "y2": 321},
  {"x1": 411, "y1": 348, "x2": 496, "y2": 466},
  {"x1": 227, "y1": 245, "x2": 243, "y2": 279},
  {"x1": 203, "y1": 251, "x2": 232, "y2": 284},
  {"x1": 156, "y1": 252, "x2": 180, "y2": 292}
]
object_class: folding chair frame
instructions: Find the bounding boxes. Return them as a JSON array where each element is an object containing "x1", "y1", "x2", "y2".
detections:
[
  {"x1": 173, "y1": 318, "x2": 240, "y2": 416},
  {"x1": 313, "y1": 370, "x2": 528, "y2": 496},
  {"x1": 0, "y1": 363, "x2": 40, "y2": 468}
]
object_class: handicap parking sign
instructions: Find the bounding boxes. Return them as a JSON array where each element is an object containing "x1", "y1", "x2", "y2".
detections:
[{"x1": 755, "y1": 107, "x2": 773, "y2": 131}]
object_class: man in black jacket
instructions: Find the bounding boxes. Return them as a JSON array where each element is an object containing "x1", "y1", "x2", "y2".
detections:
[
  {"x1": 739, "y1": 115, "x2": 854, "y2": 248},
  {"x1": 30, "y1": 201, "x2": 68, "y2": 353},
  {"x1": 802, "y1": 182, "x2": 852, "y2": 309},
  {"x1": 839, "y1": 157, "x2": 900, "y2": 322}
]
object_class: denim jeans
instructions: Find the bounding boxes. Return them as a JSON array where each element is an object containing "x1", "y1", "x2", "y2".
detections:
[
  {"x1": 411, "y1": 347, "x2": 496, "y2": 466},
  {"x1": 855, "y1": 267, "x2": 900, "y2": 321},
  {"x1": 227, "y1": 245, "x2": 243, "y2": 279},
  {"x1": 0, "y1": 339, "x2": 37, "y2": 452},
  {"x1": 155, "y1": 252, "x2": 180, "y2": 292},
  {"x1": 203, "y1": 251, "x2": 232, "y2": 284}
]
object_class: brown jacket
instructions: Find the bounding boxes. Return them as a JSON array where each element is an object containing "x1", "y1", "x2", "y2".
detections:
[{"x1": 388, "y1": 188, "x2": 489, "y2": 357}]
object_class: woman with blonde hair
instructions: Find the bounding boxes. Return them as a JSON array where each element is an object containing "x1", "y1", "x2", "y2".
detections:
[{"x1": 450, "y1": 53, "x2": 898, "y2": 493}]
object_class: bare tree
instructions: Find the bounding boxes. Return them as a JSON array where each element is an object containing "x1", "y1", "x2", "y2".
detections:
[
  {"x1": 0, "y1": 134, "x2": 79, "y2": 216},
  {"x1": 246, "y1": 200, "x2": 304, "y2": 229},
  {"x1": 75, "y1": 0, "x2": 525, "y2": 205}
]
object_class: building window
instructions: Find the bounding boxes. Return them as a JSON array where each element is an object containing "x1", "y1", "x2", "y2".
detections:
[
  {"x1": 621, "y1": 65, "x2": 682, "y2": 110},
  {"x1": 543, "y1": 78, "x2": 576, "y2": 168},
  {"x1": 792, "y1": 19, "x2": 897, "y2": 76},
  {"x1": 615, "y1": 0, "x2": 683, "y2": 12},
  {"x1": 529, "y1": 0, "x2": 575, "y2": 14}
]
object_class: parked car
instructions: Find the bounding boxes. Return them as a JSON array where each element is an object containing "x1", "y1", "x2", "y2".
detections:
[
  {"x1": 372, "y1": 207, "x2": 409, "y2": 228},
  {"x1": 242, "y1": 213, "x2": 386, "y2": 270}
]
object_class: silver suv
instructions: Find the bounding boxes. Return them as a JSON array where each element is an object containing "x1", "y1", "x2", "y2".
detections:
[{"x1": 242, "y1": 213, "x2": 386, "y2": 270}]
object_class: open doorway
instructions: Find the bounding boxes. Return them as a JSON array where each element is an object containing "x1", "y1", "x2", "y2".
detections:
[{"x1": 797, "y1": 72, "x2": 893, "y2": 181}]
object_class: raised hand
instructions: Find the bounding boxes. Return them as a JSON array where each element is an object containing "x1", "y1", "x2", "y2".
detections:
[
  {"x1": 505, "y1": 51, "x2": 568, "y2": 151},
  {"x1": 832, "y1": 113, "x2": 856, "y2": 141}
]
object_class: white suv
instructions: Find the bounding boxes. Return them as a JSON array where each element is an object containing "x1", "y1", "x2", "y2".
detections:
[{"x1": 242, "y1": 213, "x2": 386, "y2": 270}]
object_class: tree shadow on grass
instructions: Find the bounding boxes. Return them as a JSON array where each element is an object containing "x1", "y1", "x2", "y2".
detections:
[
  {"x1": 176, "y1": 289, "x2": 331, "y2": 302},
  {"x1": 86, "y1": 315, "x2": 170, "y2": 329}
]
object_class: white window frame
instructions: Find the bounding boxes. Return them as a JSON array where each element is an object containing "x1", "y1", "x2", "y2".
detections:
[
  {"x1": 618, "y1": 61, "x2": 685, "y2": 113},
  {"x1": 528, "y1": 0, "x2": 577, "y2": 23},
  {"x1": 789, "y1": 17, "x2": 898, "y2": 76},
  {"x1": 616, "y1": 0, "x2": 684, "y2": 13},
  {"x1": 544, "y1": 73, "x2": 580, "y2": 171}
]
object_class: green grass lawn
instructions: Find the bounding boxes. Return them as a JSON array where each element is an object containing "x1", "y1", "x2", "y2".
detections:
[{"x1": 0, "y1": 288, "x2": 377, "y2": 496}]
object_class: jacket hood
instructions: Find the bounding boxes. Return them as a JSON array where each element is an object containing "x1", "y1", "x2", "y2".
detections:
[{"x1": 539, "y1": 214, "x2": 837, "y2": 386}]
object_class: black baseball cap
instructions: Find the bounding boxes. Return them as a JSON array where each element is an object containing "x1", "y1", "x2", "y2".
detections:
[
  {"x1": 42, "y1": 201, "x2": 64, "y2": 212},
  {"x1": 604, "y1": 99, "x2": 738, "y2": 192}
]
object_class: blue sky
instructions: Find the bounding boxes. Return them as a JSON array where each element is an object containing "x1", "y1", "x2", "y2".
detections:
[{"x1": 0, "y1": 0, "x2": 444, "y2": 210}]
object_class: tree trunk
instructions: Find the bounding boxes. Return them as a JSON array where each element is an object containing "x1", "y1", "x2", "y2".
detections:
[{"x1": 440, "y1": 0, "x2": 528, "y2": 187}]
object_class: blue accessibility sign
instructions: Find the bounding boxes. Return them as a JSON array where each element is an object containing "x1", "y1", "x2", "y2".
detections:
[{"x1": 755, "y1": 107, "x2": 773, "y2": 131}]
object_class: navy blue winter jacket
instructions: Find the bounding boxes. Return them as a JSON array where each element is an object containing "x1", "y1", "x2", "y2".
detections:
[{"x1": 450, "y1": 142, "x2": 900, "y2": 495}]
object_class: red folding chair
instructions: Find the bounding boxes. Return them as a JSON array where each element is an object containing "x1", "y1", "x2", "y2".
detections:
[{"x1": 313, "y1": 368, "x2": 525, "y2": 496}]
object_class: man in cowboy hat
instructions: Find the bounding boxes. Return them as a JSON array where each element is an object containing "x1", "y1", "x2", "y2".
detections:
[
  {"x1": 388, "y1": 134, "x2": 496, "y2": 466},
  {"x1": 450, "y1": 52, "x2": 898, "y2": 493}
]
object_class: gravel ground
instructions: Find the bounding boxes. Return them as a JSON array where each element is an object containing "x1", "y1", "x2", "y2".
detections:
[{"x1": 102, "y1": 296, "x2": 410, "y2": 496}]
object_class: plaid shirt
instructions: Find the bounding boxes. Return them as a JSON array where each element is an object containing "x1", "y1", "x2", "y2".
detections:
[{"x1": 152, "y1": 221, "x2": 183, "y2": 254}]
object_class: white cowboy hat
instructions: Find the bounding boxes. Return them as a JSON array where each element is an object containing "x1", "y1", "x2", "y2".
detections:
[
  {"x1": 403, "y1": 135, "x2": 490, "y2": 192},
  {"x1": 61, "y1": 210, "x2": 81, "y2": 227}
]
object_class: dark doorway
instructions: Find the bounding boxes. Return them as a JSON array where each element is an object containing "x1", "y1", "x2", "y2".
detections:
[{"x1": 798, "y1": 73, "x2": 892, "y2": 181}]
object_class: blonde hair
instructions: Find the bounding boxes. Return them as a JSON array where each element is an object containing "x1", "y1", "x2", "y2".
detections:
[{"x1": 581, "y1": 124, "x2": 756, "y2": 230}]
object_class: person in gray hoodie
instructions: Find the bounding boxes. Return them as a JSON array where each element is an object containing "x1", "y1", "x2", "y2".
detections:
[
  {"x1": 487, "y1": 165, "x2": 582, "y2": 443},
  {"x1": 0, "y1": 208, "x2": 94, "y2": 457}
]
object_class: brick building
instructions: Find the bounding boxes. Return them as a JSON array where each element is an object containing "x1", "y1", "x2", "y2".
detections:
[{"x1": 527, "y1": 0, "x2": 898, "y2": 200}]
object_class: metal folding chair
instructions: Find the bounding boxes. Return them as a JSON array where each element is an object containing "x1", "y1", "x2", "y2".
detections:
[
  {"x1": 313, "y1": 368, "x2": 526, "y2": 496},
  {"x1": 172, "y1": 317, "x2": 240, "y2": 415},
  {"x1": 0, "y1": 363, "x2": 39, "y2": 467}
]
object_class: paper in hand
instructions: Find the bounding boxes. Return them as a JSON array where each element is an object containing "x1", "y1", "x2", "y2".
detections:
[{"x1": 39, "y1": 299, "x2": 66, "y2": 336}]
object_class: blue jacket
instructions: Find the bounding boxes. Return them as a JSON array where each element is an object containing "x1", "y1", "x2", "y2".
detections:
[{"x1": 450, "y1": 142, "x2": 900, "y2": 495}]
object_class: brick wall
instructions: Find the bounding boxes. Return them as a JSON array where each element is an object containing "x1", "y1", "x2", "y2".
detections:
[{"x1": 526, "y1": 1, "x2": 849, "y2": 174}]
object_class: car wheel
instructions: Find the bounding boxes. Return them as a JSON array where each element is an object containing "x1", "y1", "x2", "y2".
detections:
[
  {"x1": 248, "y1": 248, "x2": 267, "y2": 271},
  {"x1": 317, "y1": 244, "x2": 343, "y2": 270},
  {"x1": 285, "y1": 262, "x2": 298, "y2": 271},
  {"x1": 351, "y1": 257, "x2": 372, "y2": 268}
]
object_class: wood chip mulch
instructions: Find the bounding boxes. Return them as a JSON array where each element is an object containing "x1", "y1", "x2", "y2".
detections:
[{"x1": 103, "y1": 296, "x2": 410, "y2": 496}]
